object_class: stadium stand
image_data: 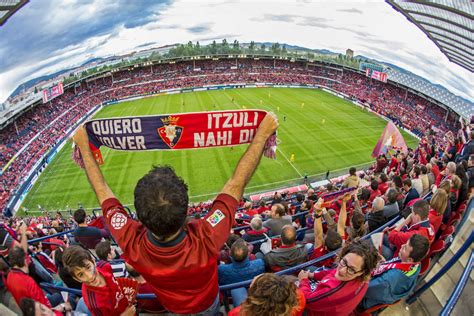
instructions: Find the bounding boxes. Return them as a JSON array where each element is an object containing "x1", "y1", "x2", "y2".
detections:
[{"x1": 0, "y1": 56, "x2": 472, "y2": 315}]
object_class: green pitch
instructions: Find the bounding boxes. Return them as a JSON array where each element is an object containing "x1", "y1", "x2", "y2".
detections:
[{"x1": 20, "y1": 88, "x2": 418, "y2": 212}]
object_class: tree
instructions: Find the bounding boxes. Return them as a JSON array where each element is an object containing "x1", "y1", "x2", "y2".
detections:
[
  {"x1": 282, "y1": 44, "x2": 287, "y2": 55},
  {"x1": 249, "y1": 41, "x2": 255, "y2": 52},
  {"x1": 210, "y1": 40, "x2": 217, "y2": 54},
  {"x1": 232, "y1": 40, "x2": 239, "y2": 53},
  {"x1": 260, "y1": 43, "x2": 266, "y2": 53}
]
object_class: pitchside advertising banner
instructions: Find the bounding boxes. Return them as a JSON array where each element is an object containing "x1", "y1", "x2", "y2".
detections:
[
  {"x1": 42, "y1": 82, "x2": 64, "y2": 103},
  {"x1": 84, "y1": 110, "x2": 267, "y2": 152}
]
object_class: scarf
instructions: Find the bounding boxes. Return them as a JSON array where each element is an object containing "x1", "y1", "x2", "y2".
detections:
[
  {"x1": 372, "y1": 257, "x2": 419, "y2": 277},
  {"x1": 73, "y1": 110, "x2": 277, "y2": 167}
]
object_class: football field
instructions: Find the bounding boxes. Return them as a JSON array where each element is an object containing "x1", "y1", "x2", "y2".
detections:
[{"x1": 20, "y1": 88, "x2": 418, "y2": 212}]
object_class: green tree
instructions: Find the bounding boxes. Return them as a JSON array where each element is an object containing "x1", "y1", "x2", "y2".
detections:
[
  {"x1": 260, "y1": 43, "x2": 266, "y2": 53},
  {"x1": 232, "y1": 40, "x2": 240, "y2": 53},
  {"x1": 249, "y1": 41, "x2": 255, "y2": 52},
  {"x1": 210, "y1": 40, "x2": 217, "y2": 54}
]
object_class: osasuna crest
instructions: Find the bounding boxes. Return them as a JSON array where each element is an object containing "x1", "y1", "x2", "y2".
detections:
[{"x1": 157, "y1": 116, "x2": 183, "y2": 148}]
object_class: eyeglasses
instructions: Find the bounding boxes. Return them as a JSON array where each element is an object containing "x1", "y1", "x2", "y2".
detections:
[{"x1": 339, "y1": 257, "x2": 362, "y2": 275}]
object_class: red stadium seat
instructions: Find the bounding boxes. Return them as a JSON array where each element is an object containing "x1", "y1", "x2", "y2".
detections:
[
  {"x1": 419, "y1": 257, "x2": 431, "y2": 276},
  {"x1": 448, "y1": 213, "x2": 461, "y2": 227},
  {"x1": 428, "y1": 239, "x2": 445, "y2": 257},
  {"x1": 439, "y1": 225, "x2": 454, "y2": 241}
]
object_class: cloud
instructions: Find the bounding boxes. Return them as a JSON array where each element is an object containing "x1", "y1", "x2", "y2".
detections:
[
  {"x1": 336, "y1": 8, "x2": 363, "y2": 14},
  {"x1": 187, "y1": 23, "x2": 214, "y2": 34},
  {"x1": 0, "y1": 0, "x2": 472, "y2": 106}
]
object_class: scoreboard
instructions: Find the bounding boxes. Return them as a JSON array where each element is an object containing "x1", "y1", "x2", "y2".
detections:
[{"x1": 42, "y1": 82, "x2": 64, "y2": 103}]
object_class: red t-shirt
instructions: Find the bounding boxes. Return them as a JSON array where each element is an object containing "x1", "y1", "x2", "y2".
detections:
[
  {"x1": 101, "y1": 193, "x2": 238, "y2": 314},
  {"x1": 82, "y1": 268, "x2": 129, "y2": 316},
  {"x1": 6, "y1": 268, "x2": 52, "y2": 308},
  {"x1": 388, "y1": 220, "x2": 435, "y2": 257},
  {"x1": 299, "y1": 269, "x2": 368, "y2": 316}
]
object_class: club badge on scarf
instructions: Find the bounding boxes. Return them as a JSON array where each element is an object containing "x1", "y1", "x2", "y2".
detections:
[{"x1": 72, "y1": 110, "x2": 277, "y2": 168}]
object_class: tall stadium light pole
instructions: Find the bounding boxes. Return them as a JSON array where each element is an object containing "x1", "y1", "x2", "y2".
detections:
[{"x1": 14, "y1": 121, "x2": 19, "y2": 135}]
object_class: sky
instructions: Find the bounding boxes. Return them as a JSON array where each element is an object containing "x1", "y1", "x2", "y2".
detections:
[{"x1": 0, "y1": 0, "x2": 472, "y2": 105}]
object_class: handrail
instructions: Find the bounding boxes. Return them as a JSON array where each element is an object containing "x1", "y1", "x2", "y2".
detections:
[
  {"x1": 38, "y1": 214, "x2": 402, "y2": 298},
  {"x1": 28, "y1": 229, "x2": 76, "y2": 244},
  {"x1": 440, "y1": 251, "x2": 474, "y2": 316},
  {"x1": 406, "y1": 230, "x2": 474, "y2": 304},
  {"x1": 248, "y1": 227, "x2": 309, "y2": 245},
  {"x1": 220, "y1": 215, "x2": 401, "y2": 291}
]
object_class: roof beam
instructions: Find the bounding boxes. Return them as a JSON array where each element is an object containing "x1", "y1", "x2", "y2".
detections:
[
  {"x1": 404, "y1": 10, "x2": 472, "y2": 32},
  {"x1": 404, "y1": 0, "x2": 473, "y2": 20}
]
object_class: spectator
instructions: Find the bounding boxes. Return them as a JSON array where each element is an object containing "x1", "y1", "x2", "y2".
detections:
[
  {"x1": 263, "y1": 225, "x2": 309, "y2": 271},
  {"x1": 298, "y1": 240, "x2": 379, "y2": 315},
  {"x1": 95, "y1": 240, "x2": 128, "y2": 278},
  {"x1": 73, "y1": 209, "x2": 109, "y2": 249},
  {"x1": 20, "y1": 297, "x2": 71, "y2": 316},
  {"x1": 367, "y1": 197, "x2": 386, "y2": 233},
  {"x1": 456, "y1": 130, "x2": 473, "y2": 162},
  {"x1": 467, "y1": 155, "x2": 474, "y2": 193},
  {"x1": 342, "y1": 167, "x2": 360, "y2": 188},
  {"x1": 348, "y1": 211, "x2": 366, "y2": 242},
  {"x1": 62, "y1": 246, "x2": 134, "y2": 316},
  {"x1": 72, "y1": 114, "x2": 278, "y2": 314},
  {"x1": 428, "y1": 189, "x2": 448, "y2": 234},
  {"x1": 242, "y1": 217, "x2": 268, "y2": 253},
  {"x1": 378, "y1": 173, "x2": 389, "y2": 195},
  {"x1": 6, "y1": 247, "x2": 62, "y2": 310},
  {"x1": 420, "y1": 165, "x2": 430, "y2": 196},
  {"x1": 383, "y1": 189, "x2": 401, "y2": 221},
  {"x1": 228, "y1": 273, "x2": 305, "y2": 316},
  {"x1": 294, "y1": 194, "x2": 307, "y2": 228},
  {"x1": 368, "y1": 180, "x2": 381, "y2": 203},
  {"x1": 426, "y1": 163, "x2": 435, "y2": 189},
  {"x1": 402, "y1": 179, "x2": 419, "y2": 208},
  {"x1": 382, "y1": 200, "x2": 434, "y2": 260},
  {"x1": 218, "y1": 239, "x2": 265, "y2": 285},
  {"x1": 410, "y1": 165, "x2": 423, "y2": 196},
  {"x1": 360, "y1": 234, "x2": 430, "y2": 310},
  {"x1": 309, "y1": 198, "x2": 344, "y2": 267},
  {"x1": 263, "y1": 203, "x2": 292, "y2": 236}
]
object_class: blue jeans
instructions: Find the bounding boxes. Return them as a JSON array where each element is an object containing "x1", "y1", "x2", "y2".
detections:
[{"x1": 75, "y1": 297, "x2": 92, "y2": 316}]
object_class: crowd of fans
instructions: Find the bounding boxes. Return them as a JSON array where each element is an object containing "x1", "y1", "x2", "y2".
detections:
[
  {"x1": 0, "y1": 58, "x2": 460, "y2": 212},
  {"x1": 0, "y1": 103, "x2": 471, "y2": 315}
]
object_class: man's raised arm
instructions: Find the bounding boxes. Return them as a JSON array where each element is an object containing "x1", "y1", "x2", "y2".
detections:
[
  {"x1": 222, "y1": 113, "x2": 279, "y2": 201},
  {"x1": 73, "y1": 126, "x2": 115, "y2": 205}
]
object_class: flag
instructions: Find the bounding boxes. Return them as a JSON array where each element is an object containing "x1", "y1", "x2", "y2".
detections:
[
  {"x1": 372, "y1": 121, "x2": 408, "y2": 157},
  {"x1": 72, "y1": 110, "x2": 277, "y2": 168}
]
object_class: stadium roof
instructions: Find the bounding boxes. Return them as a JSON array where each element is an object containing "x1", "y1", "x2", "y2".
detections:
[
  {"x1": 387, "y1": 68, "x2": 473, "y2": 118},
  {"x1": 0, "y1": 0, "x2": 28, "y2": 26},
  {"x1": 386, "y1": 0, "x2": 473, "y2": 73}
]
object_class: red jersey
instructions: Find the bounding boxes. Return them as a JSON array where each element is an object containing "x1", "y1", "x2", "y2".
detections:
[
  {"x1": 101, "y1": 193, "x2": 238, "y2": 314},
  {"x1": 300, "y1": 269, "x2": 368, "y2": 316},
  {"x1": 82, "y1": 267, "x2": 129, "y2": 316},
  {"x1": 6, "y1": 268, "x2": 52, "y2": 308},
  {"x1": 378, "y1": 182, "x2": 389, "y2": 195},
  {"x1": 388, "y1": 219, "x2": 435, "y2": 257},
  {"x1": 309, "y1": 246, "x2": 335, "y2": 268}
]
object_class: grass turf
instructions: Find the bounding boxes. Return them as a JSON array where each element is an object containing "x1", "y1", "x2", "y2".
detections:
[{"x1": 20, "y1": 88, "x2": 418, "y2": 212}]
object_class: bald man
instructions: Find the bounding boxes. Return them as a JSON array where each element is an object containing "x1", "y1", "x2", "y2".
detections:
[{"x1": 263, "y1": 225, "x2": 310, "y2": 271}]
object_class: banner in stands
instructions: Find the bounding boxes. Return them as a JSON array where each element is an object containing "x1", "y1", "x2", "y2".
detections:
[
  {"x1": 42, "y1": 82, "x2": 64, "y2": 103},
  {"x1": 365, "y1": 69, "x2": 388, "y2": 83}
]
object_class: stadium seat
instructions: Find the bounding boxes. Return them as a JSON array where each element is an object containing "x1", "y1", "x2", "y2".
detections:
[
  {"x1": 448, "y1": 213, "x2": 461, "y2": 228},
  {"x1": 419, "y1": 257, "x2": 431, "y2": 276},
  {"x1": 439, "y1": 225, "x2": 454, "y2": 241},
  {"x1": 428, "y1": 239, "x2": 445, "y2": 258},
  {"x1": 230, "y1": 287, "x2": 248, "y2": 307}
]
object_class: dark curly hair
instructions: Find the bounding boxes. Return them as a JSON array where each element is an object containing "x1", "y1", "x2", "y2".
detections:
[
  {"x1": 134, "y1": 165, "x2": 189, "y2": 240},
  {"x1": 337, "y1": 239, "x2": 380, "y2": 281},
  {"x1": 240, "y1": 273, "x2": 300, "y2": 316}
]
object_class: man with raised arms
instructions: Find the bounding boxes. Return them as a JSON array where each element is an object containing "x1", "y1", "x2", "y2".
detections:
[{"x1": 72, "y1": 112, "x2": 278, "y2": 314}]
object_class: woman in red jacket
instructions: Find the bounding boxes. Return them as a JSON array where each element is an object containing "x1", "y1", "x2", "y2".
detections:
[
  {"x1": 428, "y1": 189, "x2": 448, "y2": 234},
  {"x1": 298, "y1": 240, "x2": 379, "y2": 316}
]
